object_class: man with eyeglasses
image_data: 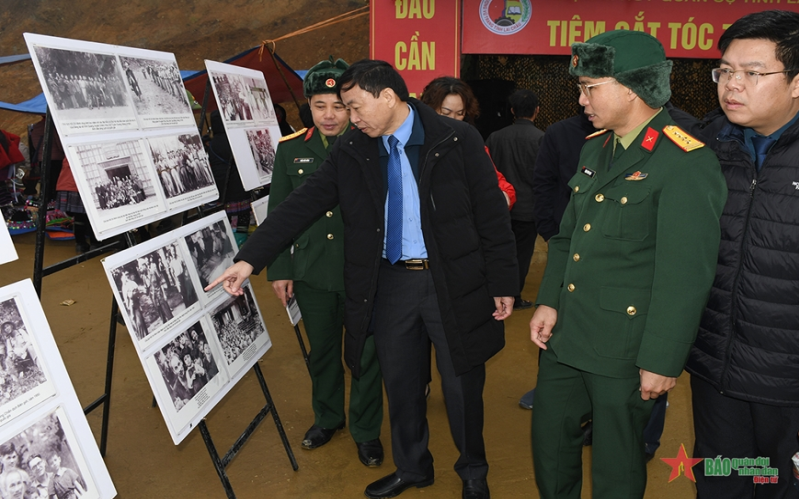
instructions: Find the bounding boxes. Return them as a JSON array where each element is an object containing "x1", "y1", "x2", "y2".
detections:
[
  {"x1": 685, "y1": 10, "x2": 799, "y2": 499},
  {"x1": 528, "y1": 30, "x2": 727, "y2": 498}
]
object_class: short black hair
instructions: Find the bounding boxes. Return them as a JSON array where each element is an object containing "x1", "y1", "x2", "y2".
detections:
[
  {"x1": 338, "y1": 59, "x2": 409, "y2": 101},
  {"x1": 719, "y1": 10, "x2": 799, "y2": 82},
  {"x1": 509, "y1": 89, "x2": 539, "y2": 119}
]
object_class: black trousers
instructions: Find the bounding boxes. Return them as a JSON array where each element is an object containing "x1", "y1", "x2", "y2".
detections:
[
  {"x1": 691, "y1": 375, "x2": 799, "y2": 499},
  {"x1": 372, "y1": 259, "x2": 488, "y2": 482},
  {"x1": 511, "y1": 218, "x2": 537, "y2": 299}
]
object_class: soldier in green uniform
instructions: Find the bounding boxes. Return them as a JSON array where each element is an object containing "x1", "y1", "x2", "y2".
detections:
[
  {"x1": 267, "y1": 57, "x2": 384, "y2": 466},
  {"x1": 528, "y1": 31, "x2": 728, "y2": 498}
]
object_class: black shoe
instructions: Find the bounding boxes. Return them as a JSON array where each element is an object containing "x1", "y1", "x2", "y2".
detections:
[
  {"x1": 513, "y1": 299, "x2": 533, "y2": 310},
  {"x1": 364, "y1": 473, "x2": 434, "y2": 499},
  {"x1": 462, "y1": 479, "x2": 490, "y2": 499},
  {"x1": 356, "y1": 438, "x2": 384, "y2": 467},
  {"x1": 301, "y1": 422, "x2": 344, "y2": 450}
]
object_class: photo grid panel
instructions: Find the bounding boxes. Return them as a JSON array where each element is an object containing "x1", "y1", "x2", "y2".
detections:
[{"x1": 0, "y1": 297, "x2": 56, "y2": 427}]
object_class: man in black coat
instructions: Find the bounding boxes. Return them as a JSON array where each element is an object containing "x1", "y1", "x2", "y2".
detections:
[
  {"x1": 686, "y1": 10, "x2": 799, "y2": 498},
  {"x1": 207, "y1": 60, "x2": 518, "y2": 499}
]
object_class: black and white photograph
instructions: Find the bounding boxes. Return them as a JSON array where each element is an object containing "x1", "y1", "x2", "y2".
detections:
[
  {"x1": 151, "y1": 322, "x2": 221, "y2": 412},
  {"x1": 28, "y1": 44, "x2": 137, "y2": 135},
  {"x1": 206, "y1": 61, "x2": 281, "y2": 190},
  {"x1": 0, "y1": 407, "x2": 99, "y2": 499},
  {"x1": 245, "y1": 128, "x2": 277, "y2": 179},
  {"x1": 117, "y1": 56, "x2": 195, "y2": 128},
  {"x1": 147, "y1": 133, "x2": 217, "y2": 203},
  {"x1": 109, "y1": 242, "x2": 200, "y2": 347},
  {"x1": 0, "y1": 297, "x2": 55, "y2": 428},
  {"x1": 143, "y1": 318, "x2": 227, "y2": 444},
  {"x1": 182, "y1": 216, "x2": 237, "y2": 303},
  {"x1": 208, "y1": 284, "x2": 271, "y2": 377},
  {"x1": 67, "y1": 139, "x2": 164, "y2": 232}
]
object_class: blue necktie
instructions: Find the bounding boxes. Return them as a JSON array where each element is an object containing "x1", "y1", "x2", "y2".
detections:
[
  {"x1": 752, "y1": 135, "x2": 775, "y2": 171},
  {"x1": 386, "y1": 135, "x2": 403, "y2": 264}
]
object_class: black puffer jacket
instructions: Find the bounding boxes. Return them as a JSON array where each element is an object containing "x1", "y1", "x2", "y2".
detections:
[
  {"x1": 686, "y1": 112, "x2": 799, "y2": 406},
  {"x1": 237, "y1": 99, "x2": 518, "y2": 377}
]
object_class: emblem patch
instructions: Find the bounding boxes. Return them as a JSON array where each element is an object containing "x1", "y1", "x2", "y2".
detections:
[
  {"x1": 325, "y1": 78, "x2": 336, "y2": 88},
  {"x1": 625, "y1": 171, "x2": 648, "y2": 181},
  {"x1": 294, "y1": 158, "x2": 314, "y2": 164},
  {"x1": 581, "y1": 166, "x2": 596, "y2": 178}
]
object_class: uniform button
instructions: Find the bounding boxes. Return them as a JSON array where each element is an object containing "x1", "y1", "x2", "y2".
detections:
[
  {"x1": 574, "y1": 186, "x2": 580, "y2": 193},
  {"x1": 627, "y1": 306, "x2": 637, "y2": 316},
  {"x1": 595, "y1": 193, "x2": 604, "y2": 202},
  {"x1": 620, "y1": 197, "x2": 628, "y2": 205},
  {"x1": 435, "y1": 153, "x2": 439, "y2": 157},
  {"x1": 295, "y1": 243, "x2": 300, "y2": 248},
  {"x1": 377, "y1": 228, "x2": 381, "y2": 232},
  {"x1": 454, "y1": 137, "x2": 458, "y2": 141},
  {"x1": 583, "y1": 224, "x2": 591, "y2": 232},
  {"x1": 573, "y1": 253, "x2": 580, "y2": 262},
  {"x1": 327, "y1": 234, "x2": 334, "y2": 240},
  {"x1": 567, "y1": 283, "x2": 575, "y2": 292},
  {"x1": 298, "y1": 169, "x2": 304, "y2": 175},
  {"x1": 326, "y1": 211, "x2": 333, "y2": 218}
]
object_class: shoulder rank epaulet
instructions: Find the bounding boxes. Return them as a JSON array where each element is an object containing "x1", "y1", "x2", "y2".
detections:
[
  {"x1": 662, "y1": 125, "x2": 704, "y2": 152},
  {"x1": 585, "y1": 129, "x2": 609, "y2": 140},
  {"x1": 279, "y1": 127, "x2": 308, "y2": 143}
]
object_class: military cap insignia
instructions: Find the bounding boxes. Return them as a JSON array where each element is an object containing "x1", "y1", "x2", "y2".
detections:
[
  {"x1": 663, "y1": 125, "x2": 704, "y2": 152},
  {"x1": 625, "y1": 171, "x2": 648, "y2": 181},
  {"x1": 325, "y1": 78, "x2": 336, "y2": 88}
]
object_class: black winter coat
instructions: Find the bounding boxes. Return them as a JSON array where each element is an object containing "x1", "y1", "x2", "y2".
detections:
[
  {"x1": 236, "y1": 100, "x2": 518, "y2": 377},
  {"x1": 686, "y1": 113, "x2": 799, "y2": 406}
]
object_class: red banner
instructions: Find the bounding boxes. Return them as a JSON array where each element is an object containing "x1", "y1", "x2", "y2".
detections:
[
  {"x1": 461, "y1": 0, "x2": 799, "y2": 58},
  {"x1": 370, "y1": 0, "x2": 460, "y2": 97}
]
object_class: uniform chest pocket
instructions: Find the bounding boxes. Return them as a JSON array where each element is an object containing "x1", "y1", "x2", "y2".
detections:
[
  {"x1": 287, "y1": 163, "x2": 313, "y2": 187},
  {"x1": 600, "y1": 187, "x2": 652, "y2": 241},
  {"x1": 566, "y1": 173, "x2": 594, "y2": 207}
]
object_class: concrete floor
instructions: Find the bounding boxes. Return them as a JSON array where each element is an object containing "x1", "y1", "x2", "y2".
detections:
[{"x1": 0, "y1": 232, "x2": 699, "y2": 498}]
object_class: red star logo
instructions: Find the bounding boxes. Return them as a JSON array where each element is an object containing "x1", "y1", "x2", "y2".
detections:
[{"x1": 661, "y1": 443, "x2": 704, "y2": 482}]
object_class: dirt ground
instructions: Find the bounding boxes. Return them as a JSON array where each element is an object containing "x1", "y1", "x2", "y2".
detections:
[{"x1": 0, "y1": 233, "x2": 700, "y2": 498}]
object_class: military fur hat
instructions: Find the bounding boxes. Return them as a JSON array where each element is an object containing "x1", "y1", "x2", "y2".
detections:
[
  {"x1": 303, "y1": 56, "x2": 349, "y2": 98},
  {"x1": 570, "y1": 30, "x2": 672, "y2": 108}
]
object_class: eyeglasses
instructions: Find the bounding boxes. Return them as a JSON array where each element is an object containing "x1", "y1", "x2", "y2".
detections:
[
  {"x1": 711, "y1": 67, "x2": 797, "y2": 86},
  {"x1": 576, "y1": 79, "x2": 615, "y2": 98}
]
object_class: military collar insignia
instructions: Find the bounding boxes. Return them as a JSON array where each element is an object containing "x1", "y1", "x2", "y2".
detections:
[
  {"x1": 581, "y1": 166, "x2": 596, "y2": 178},
  {"x1": 625, "y1": 171, "x2": 648, "y2": 181},
  {"x1": 305, "y1": 127, "x2": 316, "y2": 142},
  {"x1": 294, "y1": 158, "x2": 314, "y2": 163},
  {"x1": 641, "y1": 127, "x2": 659, "y2": 152},
  {"x1": 663, "y1": 125, "x2": 704, "y2": 152}
]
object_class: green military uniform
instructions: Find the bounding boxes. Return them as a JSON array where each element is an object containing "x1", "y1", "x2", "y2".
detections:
[
  {"x1": 531, "y1": 31, "x2": 728, "y2": 499},
  {"x1": 267, "y1": 125, "x2": 383, "y2": 443}
]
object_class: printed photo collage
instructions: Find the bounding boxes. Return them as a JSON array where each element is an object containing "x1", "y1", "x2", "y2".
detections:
[
  {"x1": 0, "y1": 279, "x2": 117, "y2": 498},
  {"x1": 206, "y1": 60, "x2": 282, "y2": 190},
  {"x1": 24, "y1": 33, "x2": 219, "y2": 241},
  {"x1": 101, "y1": 212, "x2": 272, "y2": 444}
]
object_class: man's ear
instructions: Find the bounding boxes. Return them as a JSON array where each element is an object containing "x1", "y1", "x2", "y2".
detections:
[
  {"x1": 790, "y1": 72, "x2": 799, "y2": 99},
  {"x1": 382, "y1": 87, "x2": 398, "y2": 108}
]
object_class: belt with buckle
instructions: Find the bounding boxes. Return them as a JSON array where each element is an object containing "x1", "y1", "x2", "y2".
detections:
[{"x1": 400, "y1": 259, "x2": 429, "y2": 270}]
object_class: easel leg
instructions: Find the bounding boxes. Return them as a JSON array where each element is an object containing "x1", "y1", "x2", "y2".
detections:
[
  {"x1": 293, "y1": 324, "x2": 311, "y2": 377},
  {"x1": 82, "y1": 296, "x2": 118, "y2": 458},
  {"x1": 253, "y1": 363, "x2": 299, "y2": 471},
  {"x1": 199, "y1": 421, "x2": 237, "y2": 499}
]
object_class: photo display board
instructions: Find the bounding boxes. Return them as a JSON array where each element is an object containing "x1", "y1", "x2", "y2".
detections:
[
  {"x1": 0, "y1": 218, "x2": 18, "y2": 265},
  {"x1": 0, "y1": 279, "x2": 117, "y2": 498},
  {"x1": 205, "y1": 60, "x2": 282, "y2": 190},
  {"x1": 101, "y1": 212, "x2": 271, "y2": 444},
  {"x1": 24, "y1": 33, "x2": 219, "y2": 241}
]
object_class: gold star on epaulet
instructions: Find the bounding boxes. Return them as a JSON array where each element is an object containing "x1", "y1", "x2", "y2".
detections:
[
  {"x1": 585, "y1": 129, "x2": 609, "y2": 140},
  {"x1": 662, "y1": 125, "x2": 704, "y2": 152},
  {"x1": 279, "y1": 128, "x2": 308, "y2": 143}
]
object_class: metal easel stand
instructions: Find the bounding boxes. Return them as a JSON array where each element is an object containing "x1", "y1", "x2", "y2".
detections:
[
  {"x1": 32, "y1": 108, "x2": 128, "y2": 457},
  {"x1": 293, "y1": 322, "x2": 311, "y2": 377},
  {"x1": 198, "y1": 362, "x2": 298, "y2": 499}
]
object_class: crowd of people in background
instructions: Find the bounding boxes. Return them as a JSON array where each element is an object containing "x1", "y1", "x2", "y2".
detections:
[{"x1": 92, "y1": 174, "x2": 145, "y2": 210}]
